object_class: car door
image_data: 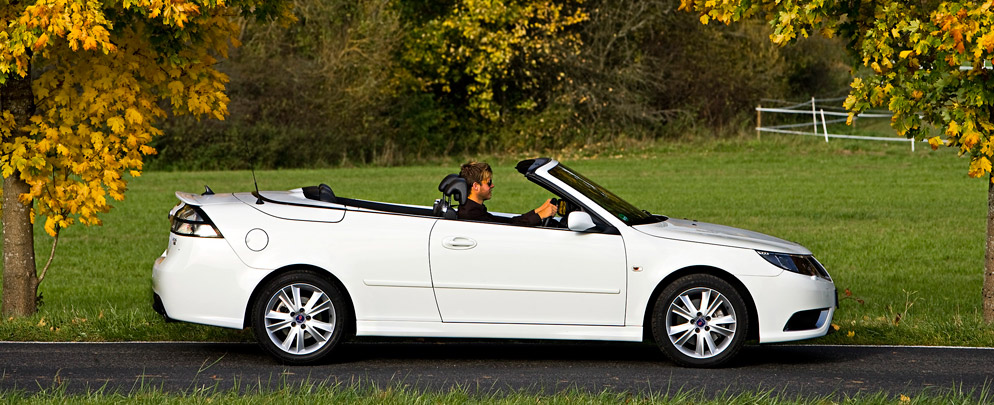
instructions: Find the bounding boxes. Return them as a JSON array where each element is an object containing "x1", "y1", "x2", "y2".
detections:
[{"x1": 428, "y1": 219, "x2": 627, "y2": 325}]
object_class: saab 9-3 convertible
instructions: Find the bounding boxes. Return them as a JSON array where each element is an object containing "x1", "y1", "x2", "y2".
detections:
[{"x1": 152, "y1": 158, "x2": 836, "y2": 367}]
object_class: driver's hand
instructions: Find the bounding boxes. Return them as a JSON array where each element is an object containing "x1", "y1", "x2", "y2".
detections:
[{"x1": 534, "y1": 199, "x2": 557, "y2": 219}]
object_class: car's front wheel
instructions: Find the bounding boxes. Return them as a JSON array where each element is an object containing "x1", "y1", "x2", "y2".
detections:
[
  {"x1": 251, "y1": 270, "x2": 348, "y2": 365},
  {"x1": 651, "y1": 274, "x2": 748, "y2": 367}
]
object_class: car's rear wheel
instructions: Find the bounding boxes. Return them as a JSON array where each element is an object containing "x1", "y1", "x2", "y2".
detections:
[
  {"x1": 651, "y1": 274, "x2": 748, "y2": 367},
  {"x1": 251, "y1": 270, "x2": 348, "y2": 364}
]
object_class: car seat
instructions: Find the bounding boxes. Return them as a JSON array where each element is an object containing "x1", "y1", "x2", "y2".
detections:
[{"x1": 433, "y1": 174, "x2": 468, "y2": 219}]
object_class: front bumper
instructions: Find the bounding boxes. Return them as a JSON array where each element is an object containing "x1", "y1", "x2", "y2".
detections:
[{"x1": 741, "y1": 271, "x2": 837, "y2": 344}]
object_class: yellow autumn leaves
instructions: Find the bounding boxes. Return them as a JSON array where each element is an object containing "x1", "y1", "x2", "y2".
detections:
[
  {"x1": 943, "y1": 118, "x2": 994, "y2": 179},
  {"x1": 17, "y1": 0, "x2": 117, "y2": 55},
  {"x1": 0, "y1": 0, "x2": 290, "y2": 237}
]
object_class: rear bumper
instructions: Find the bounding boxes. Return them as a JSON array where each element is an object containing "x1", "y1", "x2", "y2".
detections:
[
  {"x1": 152, "y1": 233, "x2": 269, "y2": 329},
  {"x1": 151, "y1": 292, "x2": 178, "y2": 322},
  {"x1": 152, "y1": 292, "x2": 167, "y2": 316}
]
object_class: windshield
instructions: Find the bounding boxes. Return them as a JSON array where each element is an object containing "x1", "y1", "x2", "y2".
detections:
[{"x1": 548, "y1": 164, "x2": 661, "y2": 226}]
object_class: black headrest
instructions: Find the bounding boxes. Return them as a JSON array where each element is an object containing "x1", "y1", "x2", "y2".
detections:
[
  {"x1": 318, "y1": 184, "x2": 336, "y2": 203},
  {"x1": 438, "y1": 174, "x2": 468, "y2": 205},
  {"x1": 302, "y1": 183, "x2": 337, "y2": 203}
]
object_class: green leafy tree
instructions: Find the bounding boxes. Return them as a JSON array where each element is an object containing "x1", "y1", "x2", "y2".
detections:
[
  {"x1": 153, "y1": 0, "x2": 416, "y2": 168},
  {"x1": 0, "y1": 0, "x2": 290, "y2": 316},
  {"x1": 679, "y1": 0, "x2": 994, "y2": 320},
  {"x1": 398, "y1": 0, "x2": 587, "y2": 124}
]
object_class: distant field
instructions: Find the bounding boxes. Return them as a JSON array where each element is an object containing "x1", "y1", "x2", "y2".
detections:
[{"x1": 1, "y1": 135, "x2": 991, "y2": 347}]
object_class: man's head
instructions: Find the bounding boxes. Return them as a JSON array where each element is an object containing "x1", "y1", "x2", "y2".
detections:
[{"x1": 460, "y1": 161, "x2": 494, "y2": 203}]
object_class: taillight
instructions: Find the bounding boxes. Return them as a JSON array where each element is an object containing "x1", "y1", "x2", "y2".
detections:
[{"x1": 170, "y1": 204, "x2": 223, "y2": 238}]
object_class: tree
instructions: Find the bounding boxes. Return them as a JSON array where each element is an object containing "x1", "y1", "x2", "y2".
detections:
[
  {"x1": 398, "y1": 0, "x2": 587, "y2": 124},
  {"x1": 0, "y1": 0, "x2": 291, "y2": 316},
  {"x1": 679, "y1": 0, "x2": 994, "y2": 320}
]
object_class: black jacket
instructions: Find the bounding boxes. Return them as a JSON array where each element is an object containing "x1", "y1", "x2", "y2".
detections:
[{"x1": 457, "y1": 199, "x2": 541, "y2": 226}]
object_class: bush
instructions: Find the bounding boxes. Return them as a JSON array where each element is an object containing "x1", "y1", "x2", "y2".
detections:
[{"x1": 148, "y1": 0, "x2": 851, "y2": 169}]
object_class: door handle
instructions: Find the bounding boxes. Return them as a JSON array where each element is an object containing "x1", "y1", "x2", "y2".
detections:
[{"x1": 442, "y1": 236, "x2": 477, "y2": 250}]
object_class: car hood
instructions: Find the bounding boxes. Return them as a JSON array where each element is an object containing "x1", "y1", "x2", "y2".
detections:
[{"x1": 632, "y1": 218, "x2": 811, "y2": 255}]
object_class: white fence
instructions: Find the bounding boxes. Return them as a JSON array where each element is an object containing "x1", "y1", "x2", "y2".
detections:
[{"x1": 755, "y1": 97, "x2": 918, "y2": 151}]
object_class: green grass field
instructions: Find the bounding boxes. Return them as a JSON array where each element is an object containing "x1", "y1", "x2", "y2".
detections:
[{"x1": 1, "y1": 135, "x2": 991, "y2": 347}]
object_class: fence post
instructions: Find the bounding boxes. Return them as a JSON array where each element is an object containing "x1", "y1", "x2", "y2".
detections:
[
  {"x1": 756, "y1": 105, "x2": 762, "y2": 140},
  {"x1": 820, "y1": 109, "x2": 829, "y2": 142},
  {"x1": 811, "y1": 97, "x2": 818, "y2": 135}
]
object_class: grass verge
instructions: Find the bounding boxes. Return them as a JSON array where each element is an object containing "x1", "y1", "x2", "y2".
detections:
[{"x1": 0, "y1": 381, "x2": 990, "y2": 404}]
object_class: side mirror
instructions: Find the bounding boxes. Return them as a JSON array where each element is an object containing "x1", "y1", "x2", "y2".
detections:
[{"x1": 567, "y1": 211, "x2": 597, "y2": 232}]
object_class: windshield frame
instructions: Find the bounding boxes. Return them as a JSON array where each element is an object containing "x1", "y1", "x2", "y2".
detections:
[{"x1": 546, "y1": 164, "x2": 662, "y2": 226}]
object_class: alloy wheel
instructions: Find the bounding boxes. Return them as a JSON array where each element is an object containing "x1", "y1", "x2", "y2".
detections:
[
  {"x1": 263, "y1": 283, "x2": 337, "y2": 356},
  {"x1": 665, "y1": 287, "x2": 738, "y2": 359}
]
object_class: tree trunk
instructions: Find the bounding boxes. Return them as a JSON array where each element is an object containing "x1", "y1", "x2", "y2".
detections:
[
  {"x1": 2, "y1": 173, "x2": 38, "y2": 316},
  {"x1": 985, "y1": 173, "x2": 994, "y2": 322},
  {"x1": 1, "y1": 65, "x2": 39, "y2": 317}
]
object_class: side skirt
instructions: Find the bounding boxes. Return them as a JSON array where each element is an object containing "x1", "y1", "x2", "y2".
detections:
[{"x1": 355, "y1": 321, "x2": 644, "y2": 342}]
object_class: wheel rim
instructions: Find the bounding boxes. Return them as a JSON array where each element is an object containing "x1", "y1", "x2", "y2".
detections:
[
  {"x1": 665, "y1": 287, "x2": 737, "y2": 359},
  {"x1": 263, "y1": 283, "x2": 337, "y2": 356}
]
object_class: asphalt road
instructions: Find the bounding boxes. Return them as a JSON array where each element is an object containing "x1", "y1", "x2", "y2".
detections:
[{"x1": 2, "y1": 341, "x2": 993, "y2": 399}]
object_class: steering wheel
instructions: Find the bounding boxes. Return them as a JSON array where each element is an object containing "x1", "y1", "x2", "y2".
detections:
[{"x1": 542, "y1": 198, "x2": 570, "y2": 227}]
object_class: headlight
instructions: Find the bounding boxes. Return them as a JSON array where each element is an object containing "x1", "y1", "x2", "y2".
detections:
[
  {"x1": 757, "y1": 251, "x2": 831, "y2": 281},
  {"x1": 170, "y1": 204, "x2": 223, "y2": 238}
]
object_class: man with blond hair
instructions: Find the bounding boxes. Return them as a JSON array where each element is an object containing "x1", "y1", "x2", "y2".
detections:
[{"x1": 458, "y1": 162, "x2": 556, "y2": 226}]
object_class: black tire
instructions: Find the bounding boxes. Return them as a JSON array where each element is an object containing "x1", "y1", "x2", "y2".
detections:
[
  {"x1": 251, "y1": 270, "x2": 349, "y2": 365},
  {"x1": 650, "y1": 274, "x2": 749, "y2": 367}
]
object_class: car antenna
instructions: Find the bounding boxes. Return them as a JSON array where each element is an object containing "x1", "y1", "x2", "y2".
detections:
[
  {"x1": 202, "y1": 185, "x2": 215, "y2": 196},
  {"x1": 252, "y1": 169, "x2": 264, "y2": 205}
]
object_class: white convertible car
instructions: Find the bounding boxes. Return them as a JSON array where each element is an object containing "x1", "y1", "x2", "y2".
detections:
[{"x1": 152, "y1": 158, "x2": 836, "y2": 367}]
